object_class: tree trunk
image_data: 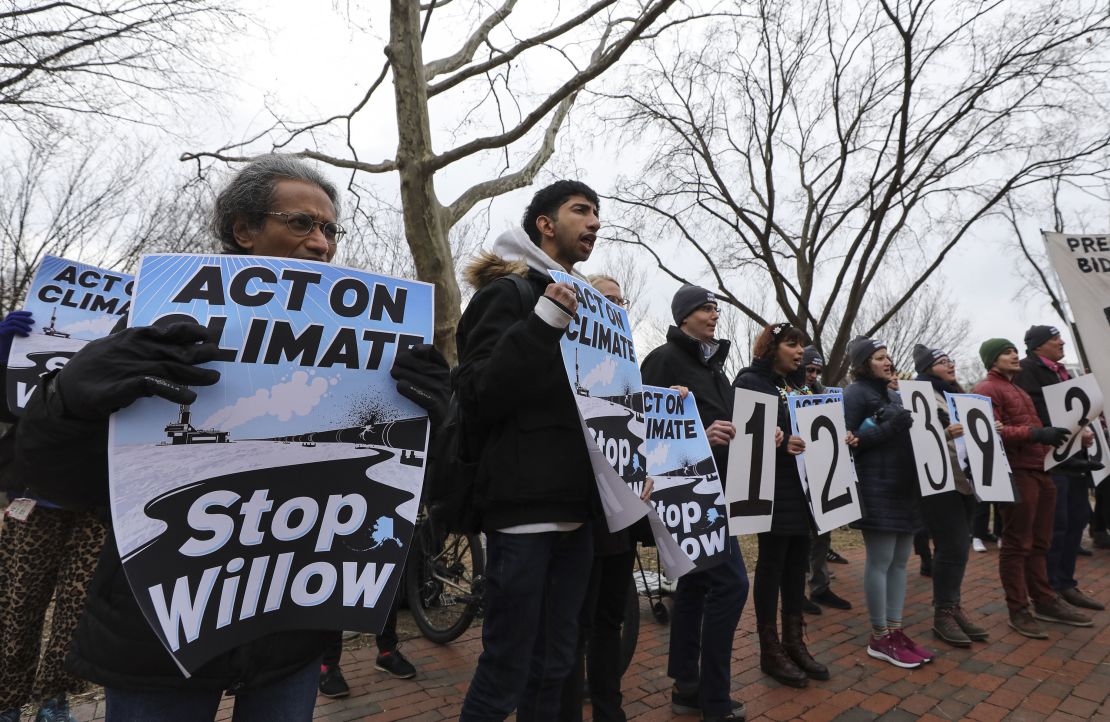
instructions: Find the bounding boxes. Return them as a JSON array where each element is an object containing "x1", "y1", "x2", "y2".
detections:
[{"x1": 388, "y1": 0, "x2": 463, "y2": 364}]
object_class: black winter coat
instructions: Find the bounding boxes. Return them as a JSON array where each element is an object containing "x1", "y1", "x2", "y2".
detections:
[
  {"x1": 15, "y1": 373, "x2": 332, "y2": 692},
  {"x1": 640, "y1": 326, "x2": 734, "y2": 485},
  {"x1": 455, "y1": 261, "x2": 595, "y2": 532},
  {"x1": 1014, "y1": 354, "x2": 1091, "y2": 479},
  {"x1": 843, "y1": 377, "x2": 921, "y2": 534},
  {"x1": 732, "y1": 358, "x2": 813, "y2": 536}
]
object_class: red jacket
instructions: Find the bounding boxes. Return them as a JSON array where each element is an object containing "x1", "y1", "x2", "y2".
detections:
[{"x1": 972, "y1": 369, "x2": 1050, "y2": 471}]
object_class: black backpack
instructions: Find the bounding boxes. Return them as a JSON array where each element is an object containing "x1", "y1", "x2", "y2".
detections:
[{"x1": 425, "y1": 273, "x2": 536, "y2": 533}]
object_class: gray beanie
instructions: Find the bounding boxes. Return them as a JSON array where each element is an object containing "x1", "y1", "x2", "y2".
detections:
[
  {"x1": 913, "y1": 344, "x2": 947, "y2": 374},
  {"x1": 672, "y1": 284, "x2": 717, "y2": 325},
  {"x1": 802, "y1": 346, "x2": 824, "y2": 369},
  {"x1": 847, "y1": 336, "x2": 887, "y2": 370}
]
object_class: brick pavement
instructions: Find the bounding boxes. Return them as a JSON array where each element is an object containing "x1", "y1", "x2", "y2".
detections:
[{"x1": 70, "y1": 539, "x2": 1110, "y2": 721}]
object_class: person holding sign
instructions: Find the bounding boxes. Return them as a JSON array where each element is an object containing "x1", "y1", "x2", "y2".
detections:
[
  {"x1": 972, "y1": 339, "x2": 1093, "y2": 638},
  {"x1": 455, "y1": 182, "x2": 602, "y2": 722},
  {"x1": 641, "y1": 285, "x2": 748, "y2": 722},
  {"x1": 14, "y1": 155, "x2": 451, "y2": 722},
  {"x1": 1013, "y1": 325, "x2": 1103, "y2": 612},
  {"x1": 733, "y1": 324, "x2": 832, "y2": 688},
  {"x1": 910, "y1": 345, "x2": 989, "y2": 647},
  {"x1": 843, "y1": 337, "x2": 934, "y2": 669}
]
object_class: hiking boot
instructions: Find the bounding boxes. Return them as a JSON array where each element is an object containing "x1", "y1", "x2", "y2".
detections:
[
  {"x1": 375, "y1": 648, "x2": 417, "y2": 679},
  {"x1": 1034, "y1": 597, "x2": 1094, "y2": 627},
  {"x1": 318, "y1": 664, "x2": 350, "y2": 698},
  {"x1": 867, "y1": 634, "x2": 923, "y2": 668},
  {"x1": 826, "y1": 549, "x2": 848, "y2": 564},
  {"x1": 932, "y1": 607, "x2": 972, "y2": 648},
  {"x1": 1060, "y1": 587, "x2": 1105, "y2": 611},
  {"x1": 757, "y1": 623, "x2": 808, "y2": 688},
  {"x1": 891, "y1": 629, "x2": 935, "y2": 663},
  {"x1": 782, "y1": 613, "x2": 830, "y2": 681},
  {"x1": 35, "y1": 696, "x2": 77, "y2": 722},
  {"x1": 812, "y1": 589, "x2": 852, "y2": 610},
  {"x1": 952, "y1": 606, "x2": 988, "y2": 641},
  {"x1": 802, "y1": 596, "x2": 822, "y2": 615},
  {"x1": 1008, "y1": 609, "x2": 1048, "y2": 639}
]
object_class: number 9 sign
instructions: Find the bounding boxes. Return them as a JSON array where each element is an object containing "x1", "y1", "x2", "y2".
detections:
[{"x1": 946, "y1": 393, "x2": 1016, "y2": 503}]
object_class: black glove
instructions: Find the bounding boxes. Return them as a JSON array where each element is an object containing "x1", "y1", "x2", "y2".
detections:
[
  {"x1": 54, "y1": 322, "x2": 221, "y2": 420},
  {"x1": 1030, "y1": 426, "x2": 1070, "y2": 448},
  {"x1": 391, "y1": 343, "x2": 450, "y2": 429},
  {"x1": 889, "y1": 406, "x2": 914, "y2": 433}
]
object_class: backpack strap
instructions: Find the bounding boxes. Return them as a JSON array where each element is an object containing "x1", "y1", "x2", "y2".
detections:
[{"x1": 505, "y1": 272, "x2": 537, "y2": 315}]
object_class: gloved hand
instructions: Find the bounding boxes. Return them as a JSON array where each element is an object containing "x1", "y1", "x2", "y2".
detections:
[
  {"x1": 0, "y1": 310, "x2": 34, "y2": 361},
  {"x1": 391, "y1": 343, "x2": 449, "y2": 429},
  {"x1": 53, "y1": 322, "x2": 221, "y2": 420},
  {"x1": 1030, "y1": 426, "x2": 1070, "y2": 448},
  {"x1": 889, "y1": 407, "x2": 914, "y2": 433}
]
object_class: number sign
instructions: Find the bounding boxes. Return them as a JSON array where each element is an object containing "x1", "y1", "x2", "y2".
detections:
[
  {"x1": 899, "y1": 380, "x2": 956, "y2": 496},
  {"x1": 946, "y1": 393, "x2": 1016, "y2": 503},
  {"x1": 725, "y1": 388, "x2": 778, "y2": 534},
  {"x1": 1043, "y1": 375, "x2": 1104, "y2": 471},
  {"x1": 788, "y1": 395, "x2": 862, "y2": 534}
]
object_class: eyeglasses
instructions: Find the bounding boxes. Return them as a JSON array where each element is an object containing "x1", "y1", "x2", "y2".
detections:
[
  {"x1": 264, "y1": 212, "x2": 347, "y2": 243},
  {"x1": 805, "y1": 366, "x2": 822, "y2": 374},
  {"x1": 934, "y1": 358, "x2": 955, "y2": 367},
  {"x1": 605, "y1": 294, "x2": 629, "y2": 307}
]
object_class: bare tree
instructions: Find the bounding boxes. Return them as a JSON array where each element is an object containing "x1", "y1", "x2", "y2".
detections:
[
  {"x1": 182, "y1": 0, "x2": 705, "y2": 361},
  {"x1": 601, "y1": 0, "x2": 1110, "y2": 382},
  {"x1": 0, "y1": 1, "x2": 235, "y2": 136}
]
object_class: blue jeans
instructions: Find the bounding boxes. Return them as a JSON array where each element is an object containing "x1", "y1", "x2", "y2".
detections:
[
  {"x1": 461, "y1": 524, "x2": 593, "y2": 722},
  {"x1": 1046, "y1": 474, "x2": 1091, "y2": 592},
  {"x1": 104, "y1": 657, "x2": 320, "y2": 722},
  {"x1": 666, "y1": 537, "x2": 748, "y2": 717}
]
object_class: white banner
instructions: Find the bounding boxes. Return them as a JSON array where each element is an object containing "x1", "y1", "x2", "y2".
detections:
[
  {"x1": 1043, "y1": 375, "x2": 1104, "y2": 471},
  {"x1": 946, "y1": 393, "x2": 1016, "y2": 503},
  {"x1": 788, "y1": 395, "x2": 862, "y2": 534},
  {"x1": 899, "y1": 380, "x2": 957, "y2": 497},
  {"x1": 724, "y1": 388, "x2": 778, "y2": 535},
  {"x1": 1088, "y1": 421, "x2": 1110, "y2": 487},
  {"x1": 1043, "y1": 232, "x2": 1110, "y2": 397}
]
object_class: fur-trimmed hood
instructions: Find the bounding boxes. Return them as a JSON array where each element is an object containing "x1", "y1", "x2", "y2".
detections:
[{"x1": 464, "y1": 226, "x2": 588, "y2": 290}]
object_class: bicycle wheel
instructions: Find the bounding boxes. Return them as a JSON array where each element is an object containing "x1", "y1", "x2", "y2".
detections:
[
  {"x1": 619, "y1": 575, "x2": 640, "y2": 674},
  {"x1": 405, "y1": 519, "x2": 485, "y2": 644}
]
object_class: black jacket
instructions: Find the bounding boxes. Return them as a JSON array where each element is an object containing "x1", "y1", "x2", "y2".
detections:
[
  {"x1": 732, "y1": 358, "x2": 813, "y2": 536},
  {"x1": 640, "y1": 326, "x2": 734, "y2": 485},
  {"x1": 843, "y1": 377, "x2": 921, "y2": 534},
  {"x1": 455, "y1": 254, "x2": 595, "y2": 531},
  {"x1": 1014, "y1": 353, "x2": 1089, "y2": 478}
]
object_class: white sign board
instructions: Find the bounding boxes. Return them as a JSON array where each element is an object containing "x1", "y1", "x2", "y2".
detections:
[
  {"x1": 1043, "y1": 375, "x2": 1104, "y2": 471},
  {"x1": 725, "y1": 388, "x2": 778, "y2": 534},
  {"x1": 1088, "y1": 421, "x2": 1110, "y2": 487},
  {"x1": 899, "y1": 380, "x2": 957, "y2": 497},
  {"x1": 947, "y1": 393, "x2": 1016, "y2": 503},
  {"x1": 789, "y1": 397, "x2": 862, "y2": 534}
]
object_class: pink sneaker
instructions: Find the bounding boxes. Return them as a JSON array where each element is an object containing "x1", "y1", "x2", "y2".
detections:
[
  {"x1": 891, "y1": 629, "x2": 935, "y2": 663},
  {"x1": 867, "y1": 634, "x2": 924, "y2": 668}
]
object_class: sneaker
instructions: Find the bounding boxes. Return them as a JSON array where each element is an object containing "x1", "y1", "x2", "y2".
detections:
[
  {"x1": 375, "y1": 649, "x2": 416, "y2": 679},
  {"x1": 1060, "y1": 587, "x2": 1105, "y2": 611},
  {"x1": 34, "y1": 697, "x2": 77, "y2": 722},
  {"x1": 1076, "y1": 544, "x2": 1093, "y2": 557},
  {"x1": 890, "y1": 629, "x2": 935, "y2": 663},
  {"x1": 826, "y1": 549, "x2": 848, "y2": 564},
  {"x1": 802, "y1": 596, "x2": 822, "y2": 615},
  {"x1": 812, "y1": 589, "x2": 852, "y2": 610},
  {"x1": 971, "y1": 538, "x2": 987, "y2": 553},
  {"x1": 671, "y1": 687, "x2": 745, "y2": 719},
  {"x1": 1008, "y1": 609, "x2": 1048, "y2": 639},
  {"x1": 318, "y1": 664, "x2": 350, "y2": 698},
  {"x1": 982, "y1": 532, "x2": 998, "y2": 543},
  {"x1": 703, "y1": 703, "x2": 746, "y2": 722},
  {"x1": 867, "y1": 634, "x2": 924, "y2": 668},
  {"x1": 1033, "y1": 598, "x2": 1094, "y2": 627}
]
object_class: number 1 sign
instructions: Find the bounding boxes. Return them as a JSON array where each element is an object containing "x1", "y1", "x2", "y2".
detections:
[
  {"x1": 946, "y1": 393, "x2": 1016, "y2": 503},
  {"x1": 725, "y1": 388, "x2": 778, "y2": 534},
  {"x1": 899, "y1": 380, "x2": 957, "y2": 497},
  {"x1": 789, "y1": 395, "x2": 862, "y2": 534}
]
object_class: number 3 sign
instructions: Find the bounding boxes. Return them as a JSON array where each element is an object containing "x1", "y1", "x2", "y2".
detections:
[
  {"x1": 946, "y1": 393, "x2": 1016, "y2": 503},
  {"x1": 788, "y1": 395, "x2": 863, "y2": 534},
  {"x1": 898, "y1": 380, "x2": 956, "y2": 497}
]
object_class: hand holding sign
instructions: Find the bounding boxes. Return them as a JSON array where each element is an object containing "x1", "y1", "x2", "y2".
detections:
[
  {"x1": 1042, "y1": 375, "x2": 1104, "y2": 471},
  {"x1": 898, "y1": 380, "x2": 956, "y2": 497}
]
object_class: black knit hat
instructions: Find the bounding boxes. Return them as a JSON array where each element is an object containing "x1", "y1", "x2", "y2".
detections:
[
  {"x1": 671, "y1": 284, "x2": 717, "y2": 325},
  {"x1": 913, "y1": 344, "x2": 947, "y2": 374},
  {"x1": 847, "y1": 336, "x2": 887, "y2": 370},
  {"x1": 802, "y1": 346, "x2": 824, "y2": 369},
  {"x1": 1024, "y1": 324, "x2": 1061, "y2": 352}
]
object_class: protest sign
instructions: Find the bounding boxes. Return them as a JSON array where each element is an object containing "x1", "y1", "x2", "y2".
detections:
[
  {"x1": 788, "y1": 394, "x2": 861, "y2": 534},
  {"x1": 6, "y1": 255, "x2": 132, "y2": 415},
  {"x1": 824, "y1": 386, "x2": 843, "y2": 395},
  {"x1": 1042, "y1": 374, "x2": 1104, "y2": 471},
  {"x1": 548, "y1": 270, "x2": 693, "y2": 579},
  {"x1": 945, "y1": 393, "x2": 1015, "y2": 503},
  {"x1": 1088, "y1": 421, "x2": 1110, "y2": 487},
  {"x1": 108, "y1": 254, "x2": 433, "y2": 675},
  {"x1": 1042, "y1": 232, "x2": 1110, "y2": 397},
  {"x1": 643, "y1": 386, "x2": 728, "y2": 571},
  {"x1": 898, "y1": 380, "x2": 957, "y2": 497},
  {"x1": 724, "y1": 387, "x2": 778, "y2": 534}
]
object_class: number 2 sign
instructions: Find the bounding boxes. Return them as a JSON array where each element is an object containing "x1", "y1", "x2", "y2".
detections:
[
  {"x1": 1043, "y1": 375, "x2": 1104, "y2": 472},
  {"x1": 788, "y1": 395, "x2": 862, "y2": 534},
  {"x1": 899, "y1": 380, "x2": 956, "y2": 497},
  {"x1": 946, "y1": 393, "x2": 1016, "y2": 503}
]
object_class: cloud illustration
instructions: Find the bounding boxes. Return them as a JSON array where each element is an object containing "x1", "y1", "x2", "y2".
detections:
[
  {"x1": 583, "y1": 356, "x2": 617, "y2": 387},
  {"x1": 646, "y1": 441, "x2": 670, "y2": 471},
  {"x1": 60, "y1": 314, "x2": 119, "y2": 338},
  {"x1": 200, "y1": 371, "x2": 334, "y2": 431}
]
